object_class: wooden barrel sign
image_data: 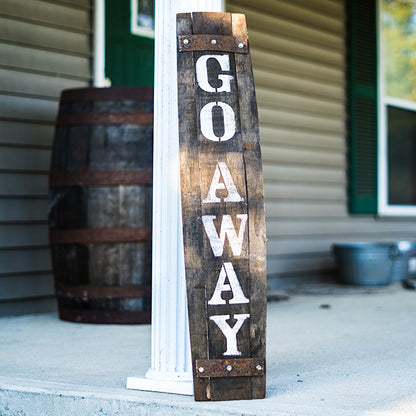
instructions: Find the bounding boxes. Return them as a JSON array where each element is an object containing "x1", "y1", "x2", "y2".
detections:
[
  {"x1": 49, "y1": 87, "x2": 153, "y2": 324},
  {"x1": 177, "y1": 13, "x2": 267, "y2": 401}
]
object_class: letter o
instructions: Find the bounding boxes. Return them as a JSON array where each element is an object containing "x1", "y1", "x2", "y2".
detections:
[{"x1": 200, "y1": 102, "x2": 236, "y2": 142}]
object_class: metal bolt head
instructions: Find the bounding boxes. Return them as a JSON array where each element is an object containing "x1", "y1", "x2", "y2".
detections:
[
  {"x1": 198, "y1": 367, "x2": 204, "y2": 373},
  {"x1": 183, "y1": 39, "x2": 189, "y2": 45},
  {"x1": 238, "y1": 43, "x2": 244, "y2": 49},
  {"x1": 226, "y1": 365, "x2": 232, "y2": 371},
  {"x1": 211, "y1": 39, "x2": 217, "y2": 45},
  {"x1": 256, "y1": 365, "x2": 262, "y2": 371}
]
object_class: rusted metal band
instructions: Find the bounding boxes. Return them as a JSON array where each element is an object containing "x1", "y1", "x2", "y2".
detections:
[
  {"x1": 49, "y1": 227, "x2": 152, "y2": 245},
  {"x1": 58, "y1": 307, "x2": 151, "y2": 324},
  {"x1": 56, "y1": 112, "x2": 153, "y2": 126},
  {"x1": 195, "y1": 358, "x2": 265, "y2": 378},
  {"x1": 60, "y1": 86, "x2": 153, "y2": 103},
  {"x1": 178, "y1": 34, "x2": 248, "y2": 53},
  {"x1": 55, "y1": 283, "x2": 151, "y2": 299},
  {"x1": 49, "y1": 169, "x2": 153, "y2": 187}
]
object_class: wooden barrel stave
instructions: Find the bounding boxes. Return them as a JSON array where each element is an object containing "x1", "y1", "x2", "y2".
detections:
[
  {"x1": 58, "y1": 98, "x2": 153, "y2": 114},
  {"x1": 51, "y1": 125, "x2": 153, "y2": 172},
  {"x1": 49, "y1": 186, "x2": 152, "y2": 229},
  {"x1": 51, "y1": 242, "x2": 151, "y2": 284}
]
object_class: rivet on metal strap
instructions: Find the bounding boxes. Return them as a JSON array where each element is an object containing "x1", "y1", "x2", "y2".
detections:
[
  {"x1": 226, "y1": 365, "x2": 232, "y2": 371},
  {"x1": 183, "y1": 39, "x2": 189, "y2": 45},
  {"x1": 256, "y1": 365, "x2": 262, "y2": 371},
  {"x1": 211, "y1": 39, "x2": 217, "y2": 45},
  {"x1": 238, "y1": 42, "x2": 244, "y2": 49},
  {"x1": 198, "y1": 367, "x2": 204, "y2": 373}
]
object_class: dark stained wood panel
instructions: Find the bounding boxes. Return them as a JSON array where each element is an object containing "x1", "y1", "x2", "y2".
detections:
[{"x1": 177, "y1": 12, "x2": 267, "y2": 402}]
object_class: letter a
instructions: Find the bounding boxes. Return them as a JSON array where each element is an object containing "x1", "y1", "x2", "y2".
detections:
[
  {"x1": 208, "y1": 262, "x2": 249, "y2": 305},
  {"x1": 202, "y1": 214, "x2": 247, "y2": 257},
  {"x1": 210, "y1": 314, "x2": 250, "y2": 356},
  {"x1": 203, "y1": 162, "x2": 244, "y2": 204}
]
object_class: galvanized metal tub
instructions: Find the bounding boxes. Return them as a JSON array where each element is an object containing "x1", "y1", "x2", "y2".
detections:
[{"x1": 332, "y1": 242, "x2": 400, "y2": 286}]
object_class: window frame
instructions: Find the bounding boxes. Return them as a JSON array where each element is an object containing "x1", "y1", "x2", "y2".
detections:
[
  {"x1": 130, "y1": 0, "x2": 155, "y2": 39},
  {"x1": 377, "y1": 0, "x2": 416, "y2": 216}
]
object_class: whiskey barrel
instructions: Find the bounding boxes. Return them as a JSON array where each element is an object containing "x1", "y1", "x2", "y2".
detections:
[{"x1": 49, "y1": 87, "x2": 153, "y2": 324}]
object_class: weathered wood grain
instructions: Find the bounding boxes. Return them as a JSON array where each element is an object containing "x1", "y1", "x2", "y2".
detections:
[
  {"x1": 233, "y1": 13, "x2": 267, "y2": 398},
  {"x1": 177, "y1": 12, "x2": 210, "y2": 400},
  {"x1": 177, "y1": 12, "x2": 267, "y2": 401}
]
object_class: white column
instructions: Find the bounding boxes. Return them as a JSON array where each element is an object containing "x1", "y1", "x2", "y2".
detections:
[
  {"x1": 93, "y1": 0, "x2": 106, "y2": 87},
  {"x1": 127, "y1": 0, "x2": 224, "y2": 395}
]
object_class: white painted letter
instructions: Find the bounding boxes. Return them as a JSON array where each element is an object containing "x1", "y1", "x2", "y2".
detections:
[
  {"x1": 200, "y1": 102, "x2": 236, "y2": 142},
  {"x1": 203, "y1": 162, "x2": 244, "y2": 203},
  {"x1": 196, "y1": 54, "x2": 234, "y2": 93},
  {"x1": 202, "y1": 214, "x2": 247, "y2": 257},
  {"x1": 208, "y1": 262, "x2": 249, "y2": 305},
  {"x1": 210, "y1": 314, "x2": 250, "y2": 356}
]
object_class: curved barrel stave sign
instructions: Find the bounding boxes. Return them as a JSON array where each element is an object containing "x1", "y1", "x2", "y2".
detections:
[{"x1": 177, "y1": 12, "x2": 267, "y2": 402}]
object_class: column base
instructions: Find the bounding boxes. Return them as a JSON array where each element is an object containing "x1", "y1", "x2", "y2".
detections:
[{"x1": 126, "y1": 369, "x2": 193, "y2": 396}]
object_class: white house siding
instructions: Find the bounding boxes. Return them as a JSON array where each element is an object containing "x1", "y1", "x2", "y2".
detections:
[
  {"x1": 0, "y1": 0, "x2": 92, "y2": 316},
  {"x1": 227, "y1": 0, "x2": 416, "y2": 286}
]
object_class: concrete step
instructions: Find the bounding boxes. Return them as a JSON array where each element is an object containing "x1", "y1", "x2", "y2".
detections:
[
  {"x1": 1, "y1": 286, "x2": 416, "y2": 415},
  {"x1": 0, "y1": 377, "x2": 248, "y2": 416}
]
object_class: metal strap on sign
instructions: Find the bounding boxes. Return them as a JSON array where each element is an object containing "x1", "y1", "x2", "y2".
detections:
[
  {"x1": 178, "y1": 34, "x2": 248, "y2": 53},
  {"x1": 195, "y1": 358, "x2": 265, "y2": 378}
]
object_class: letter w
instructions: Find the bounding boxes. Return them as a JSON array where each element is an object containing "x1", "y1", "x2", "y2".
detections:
[{"x1": 202, "y1": 214, "x2": 247, "y2": 257}]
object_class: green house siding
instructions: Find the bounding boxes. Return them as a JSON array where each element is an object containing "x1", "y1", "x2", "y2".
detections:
[
  {"x1": 105, "y1": 0, "x2": 154, "y2": 87},
  {"x1": 347, "y1": 0, "x2": 378, "y2": 214}
]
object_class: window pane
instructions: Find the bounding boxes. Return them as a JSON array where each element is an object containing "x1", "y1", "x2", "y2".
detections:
[
  {"x1": 381, "y1": 0, "x2": 416, "y2": 102},
  {"x1": 387, "y1": 105, "x2": 416, "y2": 205},
  {"x1": 137, "y1": 0, "x2": 154, "y2": 30}
]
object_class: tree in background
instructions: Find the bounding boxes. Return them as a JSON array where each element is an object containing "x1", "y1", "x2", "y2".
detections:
[{"x1": 382, "y1": 0, "x2": 416, "y2": 102}]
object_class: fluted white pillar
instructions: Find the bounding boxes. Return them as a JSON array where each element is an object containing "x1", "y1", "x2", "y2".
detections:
[
  {"x1": 93, "y1": 0, "x2": 106, "y2": 87},
  {"x1": 127, "y1": 0, "x2": 224, "y2": 395}
]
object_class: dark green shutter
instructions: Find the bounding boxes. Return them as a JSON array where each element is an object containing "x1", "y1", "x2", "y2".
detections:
[
  {"x1": 347, "y1": 0, "x2": 378, "y2": 214},
  {"x1": 105, "y1": 0, "x2": 154, "y2": 86}
]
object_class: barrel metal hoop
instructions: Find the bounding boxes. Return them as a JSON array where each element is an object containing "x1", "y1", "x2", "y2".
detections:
[
  {"x1": 49, "y1": 169, "x2": 153, "y2": 187},
  {"x1": 58, "y1": 307, "x2": 151, "y2": 324},
  {"x1": 49, "y1": 227, "x2": 152, "y2": 245},
  {"x1": 60, "y1": 86, "x2": 154, "y2": 103},
  {"x1": 56, "y1": 112, "x2": 153, "y2": 126},
  {"x1": 55, "y1": 283, "x2": 151, "y2": 299}
]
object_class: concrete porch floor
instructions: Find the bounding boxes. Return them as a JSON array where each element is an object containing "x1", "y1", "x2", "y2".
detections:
[{"x1": 1, "y1": 284, "x2": 416, "y2": 416}]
